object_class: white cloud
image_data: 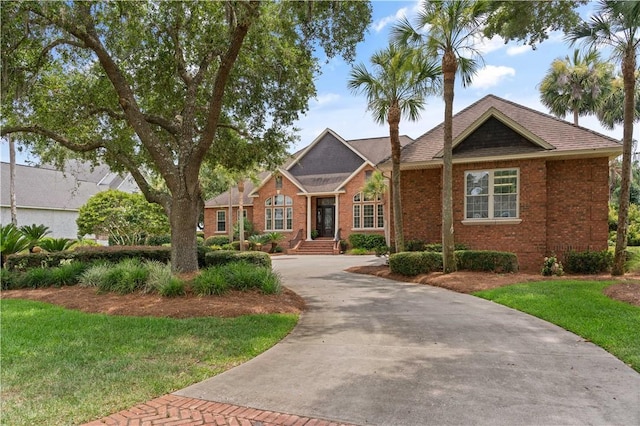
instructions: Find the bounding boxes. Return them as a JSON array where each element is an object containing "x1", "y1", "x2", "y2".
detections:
[
  {"x1": 471, "y1": 65, "x2": 516, "y2": 90},
  {"x1": 506, "y1": 44, "x2": 531, "y2": 56},
  {"x1": 474, "y1": 34, "x2": 506, "y2": 55},
  {"x1": 372, "y1": 7, "x2": 409, "y2": 33}
]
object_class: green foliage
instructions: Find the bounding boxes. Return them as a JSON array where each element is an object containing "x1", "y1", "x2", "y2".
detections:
[
  {"x1": 389, "y1": 251, "x2": 443, "y2": 276},
  {"x1": 49, "y1": 261, "x2": 88, "y2": 286},
  {"x1": 77, "y1": 190, "x2": 170, "y2": 245},
  {"x1": 18, "y1": 224, "x2": 51, "y2": 250},
  {"x1": 142, "y1": 261, "x2": 174, "y2": 294},
  {"x1": 542, "y1": 255, "x2": 564, "y2": 276},
  {"x1": 147, "y1": 235, "x2": 172, "y2": 246},
  {"x1": 405, "y1": 241, "x2": 468, "y2": 252},
  {"x1": 348, "y1": 233, "x2": 386, "y2": 250},
  {"x1": 608, "y1": 203, "x2": 640, "y2": 246},
  {"x1": 0, "y1": 224, "x2": 29, "y2": 266},
  {"x1": 93, "y1": 258, "x2": 149, "y2": 295},
  {"x1": 348, "y1": 248, "x2": 370, "y2": 255},
  {"x1": 17, "y1": 267, "x2": 55, "y2": 288},
  {"x1": 79, "y1": 262, "x2": 112, "y2": 288},
  {"x1": 6, "y1": 246, "x2": 172, "y2": 271},
  {"x1": 564, "y1": 250, "x2": 613, "y2": 274},
  {"x1": 193, "y1": 263, "x2": 281, "y2": 296},
  {"x1": 455, "y1": 250, "x2": 518, "y2": 273},
  {"x1": 262, "y1": 232, "x2": 285, "y2": 253},
  {"x1": 1, "y1": 269, "x2": 18, "y2": 290},
  {"x1": 204, "y1": 250, "x2": 271, "y2": 268},
  {"x1": 157, "y1": 277, "x2": 185, "y2": 297},
  {"x1": 205, "y1": 236, "x2": 231, "y2": 247},
  {"x1": 233, "y1": 218, "x2": 259, "y2": 240},
  {"x1": 38, "y1": 237, "x2": 76, "y2": 252}
]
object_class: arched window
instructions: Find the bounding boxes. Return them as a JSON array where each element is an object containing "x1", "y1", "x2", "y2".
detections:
[
  {"x1": 265, "y1": 195, "x2": 293, "y2": 231},
  {"x1": 353, "y1": 192, "x2": 383, "y2": 229}
]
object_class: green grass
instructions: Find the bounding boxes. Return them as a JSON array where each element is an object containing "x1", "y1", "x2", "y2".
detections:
[
  {"x1": 0, "y1": 299, "x2": 297, "y2": 426},
  {"x1": 474, "y1": 280, "x2": 640, "y2": 372}
]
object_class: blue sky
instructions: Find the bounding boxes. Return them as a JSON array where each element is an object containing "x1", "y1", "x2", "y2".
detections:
[
  {"x1": 2, "y1": 1, "x2": 636, "y2": 164},
  {"x1": 291, "y1": 0, "x2": 638, "y2": 151}
]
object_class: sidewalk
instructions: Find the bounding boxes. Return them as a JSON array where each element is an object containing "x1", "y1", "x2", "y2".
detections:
[{"x1": 83, "y1": 394, "x2": 355, "y2": 426}]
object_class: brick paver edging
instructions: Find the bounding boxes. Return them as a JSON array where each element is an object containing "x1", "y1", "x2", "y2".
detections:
[{"x1": 82, "y1": 394, "x2": 356, "y2": 426}]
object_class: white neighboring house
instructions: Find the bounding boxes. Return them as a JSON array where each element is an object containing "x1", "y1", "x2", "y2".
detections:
[{"x1": 0, "y1": 160, "x2": 139, "y2": 239}]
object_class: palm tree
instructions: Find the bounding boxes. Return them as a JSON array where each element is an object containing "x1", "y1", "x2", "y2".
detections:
[
  {"x1": 596, "y1": 72, "x2": 640, "y2": 129},
  {"x1": 348, "y1": 44, "x2": 440, "y2": 253},
  {"x1": 392, "y1": 0, "x2": 489, "y2": 272},
  {"x1": 568, "y1": 0, "x2": 640, "y2": 275},
  {"x1": 362, "y1": 170, "x2": 390, "y2": 247},
  {"x1": 538, "y1": 49, "x2": 614, "y2": 125}
]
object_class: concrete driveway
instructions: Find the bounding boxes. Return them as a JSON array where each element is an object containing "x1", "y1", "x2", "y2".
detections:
[{"x1": 176, "y1": 255, "x2": 640, "y2": 425}]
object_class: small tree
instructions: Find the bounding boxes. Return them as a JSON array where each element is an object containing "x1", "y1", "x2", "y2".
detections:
[{"x1": 77, "y1": 190, "x2": 170, "y2": 245}]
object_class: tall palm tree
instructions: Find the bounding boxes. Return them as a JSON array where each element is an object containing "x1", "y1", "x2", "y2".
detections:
[
  {"x1": 597, "y1": 72, "x2": 640, "y2": 130},
  {"x1": 392, "y1": 0, "x2": 489, "y2": 272},
  {"x1": 348, "y1": 44, "x2": 440, "y2": 253},
  {"x1": 362, "y1": 170, "x2": 390, "y2": 247},
  {"x1": 568, "y1": 0, "x2": 640, "y2": 275},
  {"x1": 538, "y1": 49, "x2": 614, "y2": 125}
]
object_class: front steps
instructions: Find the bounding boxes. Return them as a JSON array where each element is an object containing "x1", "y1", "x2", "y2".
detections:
[{"x1": 290, "y1": 238, "x2": 338, "y2": 255}]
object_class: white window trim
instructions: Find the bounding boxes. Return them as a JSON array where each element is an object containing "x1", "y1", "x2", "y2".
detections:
[
  {"x1": 215, "y1": 210, "x2": 226, "y2": 233},
  {"x1": 352, "y1": 192, "x2": 384, "y2": 230},
  {"x1": 264, "y1": 196, "x2": 293, "y2": 231},
  {"x1": 464, "y1": 168, "x2": 520, "y2": 223}
]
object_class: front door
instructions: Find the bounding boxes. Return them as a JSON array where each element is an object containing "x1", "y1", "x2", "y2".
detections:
[{"x1": 316, "y1": 205, "x2": 335, "y2": 238}]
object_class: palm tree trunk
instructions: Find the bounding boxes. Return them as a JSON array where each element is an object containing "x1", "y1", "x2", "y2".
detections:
[
  {"x1": 573, "y1": 108, "x2": 579, "y2": 126},
  {"x1": 442, "y1": 51, "x2": 457, "y2": 273},
  {"x1": 389, "y1": 104, "x2": 404, "y2": 252},
  {"x1": 612, "y1": 51, "x2": 636, "y2": 275},
  {"x1": 8, "y1": 135, "x2": 18, "y2": 225},
  {"x1": 238, "y1": 180, "x2": 245, "y2": 251}
]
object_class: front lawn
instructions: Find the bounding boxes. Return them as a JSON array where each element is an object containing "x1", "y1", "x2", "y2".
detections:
[
  {"x1": 0, "y1": 299, "x2": 297, "y2": 426},
  {"x1": 474, "y1": 280, "x2": 640, "y2": 372}
]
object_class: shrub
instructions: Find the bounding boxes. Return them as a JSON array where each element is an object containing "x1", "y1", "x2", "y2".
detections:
[
  {"x1": 564, "y1": 250, "x2": 613, "y2": 274},
  {"x1": 221, "y1": 262, "x2": 261, "y2": 291},
  {"x1": 143, "y1": 261, "x2": 174, "y2": 294},
  {"x1": 18, "y1": 267, "x2": 56, "y2": 288},
  {"x1": 389, "y1": 252, "x2": 443, "y2": 276},
  {"x1": 348, "y1": 248, "x2": 370, "y2": 255},
  {"x1": 147, "y1": 234, "x2": 171, "y2": 246},
  {"x1": 204, "y1": 250, "x2": 271, "y2": 268},
  {"x1": 456, "y1": 250, "x2": 518, "y2": 273},
  {"x1": 423, "y1": 243, "x2": 469, "y2": 252},
  {"x1": 405, "y1": 240, "x2": 426, "y2": 252},
  {"x1": 205, "y1": 236, "x2": 231, "y2": 247},
  {"x1": 49, "y1": 261, "x2": 88, "y2": 286},
  {"x1": 192, "y1": 268, "x2": 229, "y2": 295},
  {"x1": 96, "y1": 258, "x2": 149, "y2": 294},
  {"x1": 5, "y1": 246, "x2": 172, "y2": 271},
  {"x1": 157, "y1": 277, "x2": 185, "y2": 297},
  {"x1": 79, "y1": 262, "x2": 113, "y2": 287},
  {"x1": 259, "y1": 269, "x2": 282, "y2": 294},
  {"x1": 1, "y1": 224, "x2": 29, "y2": 267},
  {"x1": 39, "y1": 237, "x2": 76, "y2": 252},
  {"x1": 1, "y1": 268, "x2": 18, "y2": 290},
  {"x1": 541, "y1": 255, "x2": 564, "y2": 276},
  {"x1": 348, "y1": 233, "x2": 386, "y2": 250}
]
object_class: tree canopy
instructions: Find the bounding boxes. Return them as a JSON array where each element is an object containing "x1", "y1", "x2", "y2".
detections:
[{"x1": 1, "y1": 1, "x2": 372, "y2": 271}]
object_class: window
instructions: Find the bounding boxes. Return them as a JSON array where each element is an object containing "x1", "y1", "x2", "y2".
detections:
[
  {"x1": 352, "y1": 192, "x2": 383, "y2": 229},
  {"x1": 465, "y1": 169, "x2": 518, "y2": 220},
  {"x1": 216, "y1": 211, "x2": 226, "y2": 232},
  {"x1": 237, "y1": 209, "x2": 248, "y2": 220},
  {"x1": 265, "y1": 195, "x2": 293, "y2": 231}
]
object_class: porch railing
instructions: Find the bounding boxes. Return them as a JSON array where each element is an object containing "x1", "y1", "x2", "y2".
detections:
[{"x1": 289, "y1": 228, "x2": 304, "y2": 249}]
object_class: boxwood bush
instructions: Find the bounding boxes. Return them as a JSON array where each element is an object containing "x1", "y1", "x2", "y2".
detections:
[
  {"x1": 348, "y1": 233, "x2": 386, "y2": 250},
  {"x1": 204, "y1": 236, "x2": 231, "y2": 247},
  {"x1": 204, "y1": 250, "x2": 271, "y2": 268},
  {"x1": 564, "y1": 249, "x2": 612, "y2": 274},
  {"x1": 389, "y1": 251, "x2": 443, "y2": 276},
  {"x1": 455, "y1": 250, "x2": 518, "y2": 273}
]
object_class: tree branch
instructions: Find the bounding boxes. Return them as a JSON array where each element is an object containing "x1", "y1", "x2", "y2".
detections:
[
  {"x1": 0, "y1": 125, "x2": 105, "y2": 152},
  {"x1": 88, "y1": 107, "x2": 180, "y2": 135}
]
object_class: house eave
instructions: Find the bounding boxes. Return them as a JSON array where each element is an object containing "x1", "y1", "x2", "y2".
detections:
[
  {"x1": 297, "y1": 190, "x2": 347, "y2": 197},
  {"x1": 393, "y1": 147, "x2": 623, "y2": 171}
]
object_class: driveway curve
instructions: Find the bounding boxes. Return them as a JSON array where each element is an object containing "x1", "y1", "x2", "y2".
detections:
[{"x1": 176, "y1": 255, "x2": 640, "y2": 425}]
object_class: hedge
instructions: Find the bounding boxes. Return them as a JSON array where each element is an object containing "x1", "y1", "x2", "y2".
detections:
[
  {"x1": 348, "y1": 233, "x2": 386, "y2": 250},
  {"x1": 204, "y1": 250, "x2": 271, "y2": 268},
  {"x1": 389, "y1": 251, "x2": 443, "y2": 276},
  {"x1": 5, "y1": 246, "x2": 172, "y2": 271},
  {"x1": 204, "y1": 236, "x2": 231, "y2": 247},
  {"x1": 455, "y1": 250, "x2": 518, "y2": 273},
  {"x1": 564, "y1": 249, "x2": 612, "y2": 274}
]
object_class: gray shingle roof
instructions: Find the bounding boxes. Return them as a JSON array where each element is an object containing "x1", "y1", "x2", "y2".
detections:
[
  {"x1": 346, "y1": 135, "x2": 414, "y2": 165},
  {"x1": 394, "y1": 94, "x2": 622, "y2": 167},
  {"x1": 0, "y1": 161, "x2": 133, "y2": 210},
  {"x1": 204, "y1": 171, "x2": 269, "y2": 207}
]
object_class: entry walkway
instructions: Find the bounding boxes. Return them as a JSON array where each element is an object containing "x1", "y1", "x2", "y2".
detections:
[{"x1": 90, "y1": 255, "x2": 640, "y2": 425}]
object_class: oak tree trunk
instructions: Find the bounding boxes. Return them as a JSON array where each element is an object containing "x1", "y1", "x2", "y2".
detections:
[{"x1": 169, "y1": 192, "x2": 201, "y2": 273}]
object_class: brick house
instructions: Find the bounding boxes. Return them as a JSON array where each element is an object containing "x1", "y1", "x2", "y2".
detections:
[
  {"x1": 205, "y1": 95, "x2": 621, "y2": 269},
  {"x1": 204, "y1": 129, "x2": 413, "y2": 253},
  {"x1": 380, "y1": 95, "x2": 622, "y2": 270}
]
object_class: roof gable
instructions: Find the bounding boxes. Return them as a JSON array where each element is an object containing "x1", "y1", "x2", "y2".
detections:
[
  {"x1": 287, "y1": 129, "x2": 366, "y2": 176},
  {"x1": 449, "y1": 116, "x2": 550, "y2": 159},
  {"x1": 394, "y1": 94, "x2": 622, "y2": 168}
]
